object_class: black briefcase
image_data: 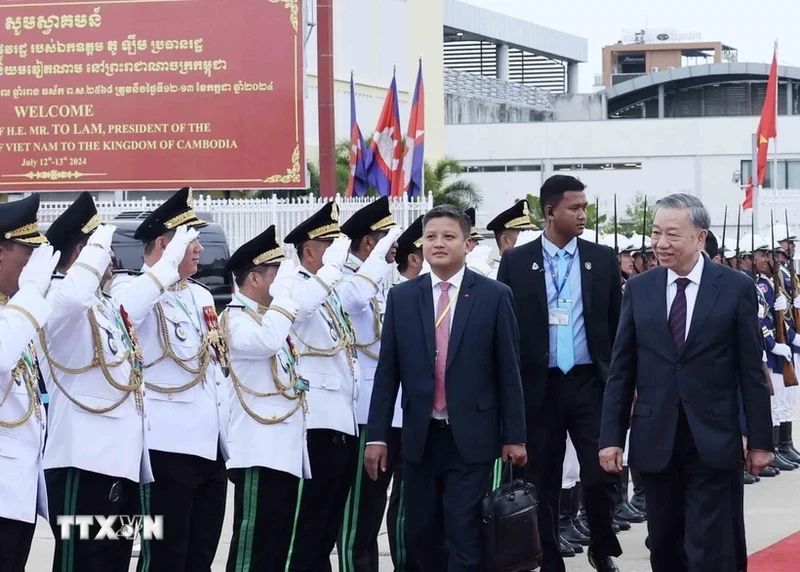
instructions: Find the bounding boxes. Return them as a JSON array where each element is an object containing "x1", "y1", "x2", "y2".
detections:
[{"x1": 482, "y1": 460, "x2": 543, "y2": 571}]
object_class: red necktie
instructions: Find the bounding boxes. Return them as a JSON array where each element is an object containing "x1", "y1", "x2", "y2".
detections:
[{"x1": 433, "y1": 282, "x2": 451, "y2": 412}]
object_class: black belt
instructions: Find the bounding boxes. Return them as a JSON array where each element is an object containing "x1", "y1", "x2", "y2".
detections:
[
  {"x1": 548, "y1": 363, "x2": 594, "y2": 379},
  {"x1": 430, "y1": 418, "x2": 451, "y2": 429}
]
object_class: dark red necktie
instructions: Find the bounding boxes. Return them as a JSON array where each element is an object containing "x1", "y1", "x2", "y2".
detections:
[{"x1": 669, "y1": 278, "x2": 690, "y2": 350}]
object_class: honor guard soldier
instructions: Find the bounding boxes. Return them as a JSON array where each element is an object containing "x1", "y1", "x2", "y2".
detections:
[
  {"x1": 334, "y1": 197, "x2": 404, "y2": 572},
  {"x1": 0, "y1": 195, "x2": 60, "y2": 572},
  {"x1": 743, "y1": 234, "x2": 799, "y2": 473},
  {"x1": 464, "y1": 207, "x2": 484, "y2": 253},
  {"x1": 109, "y1": 187, "x2": 230, "y2": 572},
  {"x1": 770, "y1": 223, "x2": 800, "y2": 463},
  {"x1": 484, "y1": 200, "x2": 538, "y2": 280},
  {"x1": 223, "y1": 225, "x2": 340, "y2": 570},
  {"x1": 281, "y1": 201, "x2": 362, "y2": 571},
  {"x1": 38, "y1": 193, "x2": 152, "y2": 572},
  {"x1": 396, "y1": 215, "x2": 425, "y2": 283}
]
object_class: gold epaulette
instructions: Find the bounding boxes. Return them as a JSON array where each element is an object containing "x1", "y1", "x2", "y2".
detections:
[{"x1": 344, "y1": 262, "x2": 359, "y2": 273}]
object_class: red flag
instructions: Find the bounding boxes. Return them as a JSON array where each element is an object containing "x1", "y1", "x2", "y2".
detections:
[{"x1": 743, "y1": 49, "x2": 778, "y2": 210}]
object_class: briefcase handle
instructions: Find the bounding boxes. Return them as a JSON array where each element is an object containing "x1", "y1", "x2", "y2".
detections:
[{"x1": 499, "y1": 459, "x2": 533, "y2": 497}]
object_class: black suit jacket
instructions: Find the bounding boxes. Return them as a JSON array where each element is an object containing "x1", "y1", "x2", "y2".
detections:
[
  {"x1": 366, "y1": 268, "x2": 526, "y2": 465},
  {"x1": 599, "y1": 260, "x2": 773, "y2": 472},
  {"x1": 497, "y1": 237, "x2": 622, "y2": 415}
]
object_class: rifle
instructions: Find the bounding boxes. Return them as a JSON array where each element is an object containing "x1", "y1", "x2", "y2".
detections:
[
  {"x1": 734, "y1": 206, "x2": 742, "y2": 271},
  {"x1": 770, "y1": 210, "x2": 798, "y2": 387},
  {"x1": 613, "y1": 194, "x2": 618, "y2": 255},
  {"x1": 595, "y1": 197, "x2": 599, "y2": 243},
  {"x1": 785, "y1": 210, "x2": 800, "y2": 328},
  {"x1": 641, "y1": 196, "x2": 648, "y2": 269},
  {"x1": 720, "y1": 205, "x2": 728, "y2": 260}
]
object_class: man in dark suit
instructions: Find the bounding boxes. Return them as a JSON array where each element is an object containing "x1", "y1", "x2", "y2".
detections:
[
  {"x1": 599, "y1": 193, "x2": 774, "y2": 572},
  {"x1": 497, "y1": 175, "x2": 623, "y2": 572},
  {"x1": 365, "y1": 205, "x2": 527, "y2": 572}
]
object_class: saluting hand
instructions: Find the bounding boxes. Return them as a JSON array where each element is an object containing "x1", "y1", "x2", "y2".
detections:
[
  {"x1": 364, "y1": 444, "x2": 388, "y2": 481},
  {"x1": 599, "y1": 446, "x2": 624, "y2": 474}
]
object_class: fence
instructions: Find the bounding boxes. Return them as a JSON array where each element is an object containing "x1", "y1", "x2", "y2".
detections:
[{"x1": 39, "y1": 192, "x2": 435, "y2": 253}]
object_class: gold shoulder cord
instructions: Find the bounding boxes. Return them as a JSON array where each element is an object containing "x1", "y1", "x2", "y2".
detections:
[
  {"x1": 37, "y1": 305, "x2": 143, "y2": 415},
  {"x1": 290, "y1": 300, "x2": 350, "y2": 358},
  {"x1": 141, "y1": 301, "x2": 211, "y2": 398},
  {"x1": 221, "y1": 309, "x2": 306, "y2": 424},
  {"x1": 0, "y1": 295, "x2": 42, "y2": 429},
  {"x1": 354, "y1": 296, "x2": 382, "y2": 360}
]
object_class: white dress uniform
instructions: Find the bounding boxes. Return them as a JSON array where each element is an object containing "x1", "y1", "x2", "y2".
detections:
[
  {"x1": 40, "y1": 244, "x2": 151, "y2": 484},
  {"x1": 0, "y1": 288, "x2": 51, "y2": 524}
]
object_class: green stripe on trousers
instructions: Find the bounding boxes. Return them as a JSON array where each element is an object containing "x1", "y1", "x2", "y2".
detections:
[
  {"x1": 284, "y1": 479, "x2": 305, "y2": 572},
  {"x1": 339, "y1": 431, "x2": 367, "y2": 572},
  {"x1": 138, "y1": 483, "x2": 152, "y2": 572},
  {"x1": 235, "y1": 468, "x2": 259, "y2": 572}
]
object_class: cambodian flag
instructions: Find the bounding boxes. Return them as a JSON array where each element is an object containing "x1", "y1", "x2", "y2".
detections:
[
  {"x1": 401, "y1": 60, "x2": 425, "y2": 198},
  {"x1": 347, "y1": 73, "x2": 372, "y2": 198},
  {"x1": 368, "y1": 73, "x2": 402, "y2": 198}
]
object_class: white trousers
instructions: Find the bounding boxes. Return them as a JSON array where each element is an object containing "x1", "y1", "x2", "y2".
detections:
[
  {"x1": 771, "y1": 371, "x2": 794, "y2": 425},
  {"x1": 562, "y1": 435, "x2": 580, "y2": 489}
]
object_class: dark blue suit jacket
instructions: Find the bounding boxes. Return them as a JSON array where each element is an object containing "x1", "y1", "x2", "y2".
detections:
[
  {"x1": 367, "y1": 268, "x2": 526, "y2": 465},
  {"x1": 599, "y1": 260, "x2": 773, "y2": 472}
]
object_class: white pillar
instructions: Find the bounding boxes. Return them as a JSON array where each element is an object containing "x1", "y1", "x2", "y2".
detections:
[
  {"x1": 496, "y1": 43, "x2": 510, "y2": 81},
  {"x1": 567, "y1": 61, "x2": 580, "y2": 93}
]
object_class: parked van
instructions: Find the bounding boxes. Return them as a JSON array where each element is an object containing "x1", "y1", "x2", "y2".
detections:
[{"x1": 39, "y1": 211, "x2": 234, "y2": 311}]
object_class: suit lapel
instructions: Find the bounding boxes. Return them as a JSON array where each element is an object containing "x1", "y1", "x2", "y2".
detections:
[
  {"x1": 681, "y1": 260, "x2": 723, "y2": 358},
  {"x1": 650, "y1": 268, "x2": 676, "y2": 360},
  {"x1": 446, "y1": 269, "x2": 476, "y2": 369},
  {"x1": 577, "y1": 239, "x2": 593, "y2": 315},
  {"x1": 418, "y1": 276, "x2": 436, "y2": 365},
  {"x1": 525, "y1": 238, "x2": 548, "y2": 319}
]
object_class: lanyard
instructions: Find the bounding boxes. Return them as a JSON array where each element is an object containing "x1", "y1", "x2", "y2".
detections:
[
  {"x1": 543, "y1": 249, "x2": 575, "y2": 300},
  {"x1": 435, "y1": 286, "x2": 460, "y2": 329},
  {"x1": 237, "y1": 294, "x2": 295, "y2": 365},
  {"x1": 98, "y1": 292, "x2": 134, "y2": 352},
  {"x1": 172, "y1": 288, "x2": 203, "y2": 335}
]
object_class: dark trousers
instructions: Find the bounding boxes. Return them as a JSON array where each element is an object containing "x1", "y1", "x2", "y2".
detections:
[
  {"x1": 137, "y1": 447, "x2": 227, "y2": 572},
  {"x1": 732, "y1": 469, "x2": 747, "y2": 572},
  {"x1": 525, "y1": 366, "x2": 621, "y2": 572},
  {"x1": 0, "y1": 517, "x2": 35, "y2": 572},
  {"x1": 337, "y1": 427, "x2": 408, "y2": 572},
  {"x1": 226, "y1": 466, "x2": 299, "y2": 572},
  {"x1": 404, "y1": 421, "x2": 493, "y2": 572},
  {"x1": 286, "y1": 428, "x2": 359, "y2": 572},
  {"x1": 46, "y1": 467, "x2": 139, "y2": 572},
  {"x1": 640, "y1": 409, "x2": 738, "y2": 572}
]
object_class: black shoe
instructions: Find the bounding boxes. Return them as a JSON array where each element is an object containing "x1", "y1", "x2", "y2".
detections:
[
  {"x1": 559, "y1": 534, "x2": 576, "y2": 557},
  {"x1": 778, "y1": 444, "x2": 800, "y2": 464},
  {"x1": 645, "y1": 535, "x2": 651, "y2": 550},
  {"x1": 743, "y1": 471, "x2": 757, "y2": 485},
  {"x1": 772, "y1": 450, "x2": 797, "y2": 470},
  {"x1": 611, "y1": 522, "x2": 621, "y2": 534},
  {"x1": 587, "y1": 549, "x2": 621, "y2": 572},
  {"x1": 614, "y1": 501, "x2": 646, "y2": 523},
  {"x1": 560, "y1": 521, "x2": 590, "y2": 546},
  {"x1": 566, "y1": 539, "x2": 583, "y2": 554},
  {"x1": 624, "y1": 500, "x2": 646, "y2": 520},
  {"x1": 759, "y1": 466, "x2": 779, "y2": 477},
  {"x1": 613, "y1": 518, "x2": 631, "y2": 531},
  {"x1": 574, "y1": 517, "x2": 592, "y2": 538}
]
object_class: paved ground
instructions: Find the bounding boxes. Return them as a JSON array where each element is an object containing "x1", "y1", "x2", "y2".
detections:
[{"x1": 25, "y1": 421, "x2": 800, "y2": 571}]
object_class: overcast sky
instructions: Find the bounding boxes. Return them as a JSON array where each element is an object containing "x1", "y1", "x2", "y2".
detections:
[{"x1": 463, "y1": 0, "x2": 797, "y2": 93}]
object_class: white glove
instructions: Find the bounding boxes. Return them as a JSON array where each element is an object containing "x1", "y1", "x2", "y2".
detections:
[
  {"x1": 321, "y1": 236, "x2": 351, "y2": 270},
  {"x1": 269, "y1": 260, "x2": 298, "y2": 300},
  {"x1": 763, "y1": 350, "x2": 769, "y2": 363},
  {"x1": 372, "y1": 227, "x2": 403, "y2": 260},
  {"x1": 792, "y1": 337, "x2": 800, "y2": 348},
  {"x1": 774, "y1": 294, "x2": 788, "y2": 312},
  {"x1": 772, "y1": 342, "x2": 793, "y2": 361},
  {"x1": 466, "y1": 244, "x2": 493, "y2": 276},
  {"x1": 793, "y1": 295, "x2": 800, "y2": 310},
  {"x1": 87, "y1": 224, "x2": 116, "y2": 250},
  {"x1": 18, "y1": 243, "x2": 60, "y2": 297},
  {"x1": 758, "y1": 303, "x2": 767, "y2": 320},
  {"x1": 514, "y1": 230, "x2": 537, "y2": 248},
  {"x1": 162, "y1": 226, "x2": 199, "y2": 269}
]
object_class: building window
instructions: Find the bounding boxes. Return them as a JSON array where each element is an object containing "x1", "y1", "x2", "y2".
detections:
[
  {"x1": 741, "y1": 159, "x2": 800, "y2": 189},
  {"x1": 554, "y1": 162, "x2": 642, "y2": 171},
  {"x1": 463, "y1": 164, "x2": 542, "y2": 173}
]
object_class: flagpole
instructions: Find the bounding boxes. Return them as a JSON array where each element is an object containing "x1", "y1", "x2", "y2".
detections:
[
  {"x1": 753, "y1": 132, "x2": 760, "y2": 229},
  {"x1": 773, "y1": 40, "x2": 779, "y2": 194}
]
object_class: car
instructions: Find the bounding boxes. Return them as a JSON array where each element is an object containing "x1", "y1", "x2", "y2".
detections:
[{"x1": 39, "y1": 211, "x2": 234, "y2": 311}]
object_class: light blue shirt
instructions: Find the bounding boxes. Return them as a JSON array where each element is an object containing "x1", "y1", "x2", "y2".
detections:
[{"x1": 542, "y1": 234, "x2": 592, "y2": 368}]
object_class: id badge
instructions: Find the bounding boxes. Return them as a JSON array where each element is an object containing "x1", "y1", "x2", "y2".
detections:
[{"x1": 549, "y1": 300, "x2": 571, "y2": 327}]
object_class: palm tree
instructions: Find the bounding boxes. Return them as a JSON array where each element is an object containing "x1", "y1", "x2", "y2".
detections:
[{"x1": 425, "y1": 158, "x2": 482, "y2": 210}]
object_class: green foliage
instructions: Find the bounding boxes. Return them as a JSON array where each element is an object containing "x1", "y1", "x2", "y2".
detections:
[
  {"x1": 426, "y1": 157, "x2": 482, "y2": 210},
  {"x1": 624, "y1": 192, "x2": 655, "y2": 237}
]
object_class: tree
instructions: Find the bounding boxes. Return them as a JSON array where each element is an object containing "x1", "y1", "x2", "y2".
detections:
[
  {"x1": 624, "y1": 192, "x2": 655, "y2": 237},
  {"x1": 426, "y1": 157, "x2": 482, "y2": 209}
]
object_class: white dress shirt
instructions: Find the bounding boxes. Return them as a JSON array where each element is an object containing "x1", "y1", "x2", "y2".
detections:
[
  {"x1": 666, "y1": 254, "x2": 705, "y2": 341},
  {"x1": 429, "y1": 266, "x2": 465, "y2": 420}
]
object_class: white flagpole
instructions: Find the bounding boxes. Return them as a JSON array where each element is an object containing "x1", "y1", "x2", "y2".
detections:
[
  {"x1": 753, "y1": 132, "x2": 760, "y2": 229},
  {"x1": 773, "y1": 40, "x2": 779, "y2": 194}
]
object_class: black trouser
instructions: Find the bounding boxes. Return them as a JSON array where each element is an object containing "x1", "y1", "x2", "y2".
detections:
[
  {"x1": 46, "y1": 467, "x2": 139, "y2": 572},
  {"x1": 137, "y1": 447, "x2": 227, "y2": 572},
  {"x1": 226, "y1": 466, "x2": 300, "y2": 572},
  {"x1": 404, "y1": 421, "x2": 494, "y2": 572},
  {"x1": 285, "y1": 428, "x2": 359, "y2": 572},
  {"x1": 0, "y1": 517, "x2": 35, "y2": 572},
  {"x1": 525, "y1": 366, "x2": 621, "y2": 572},
  {"x1": 641, "y1": 408, "x2": 738, "y2": 572},
  {"x1": 337, "y1": 427, "x2": 411, "y2": 572}
]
